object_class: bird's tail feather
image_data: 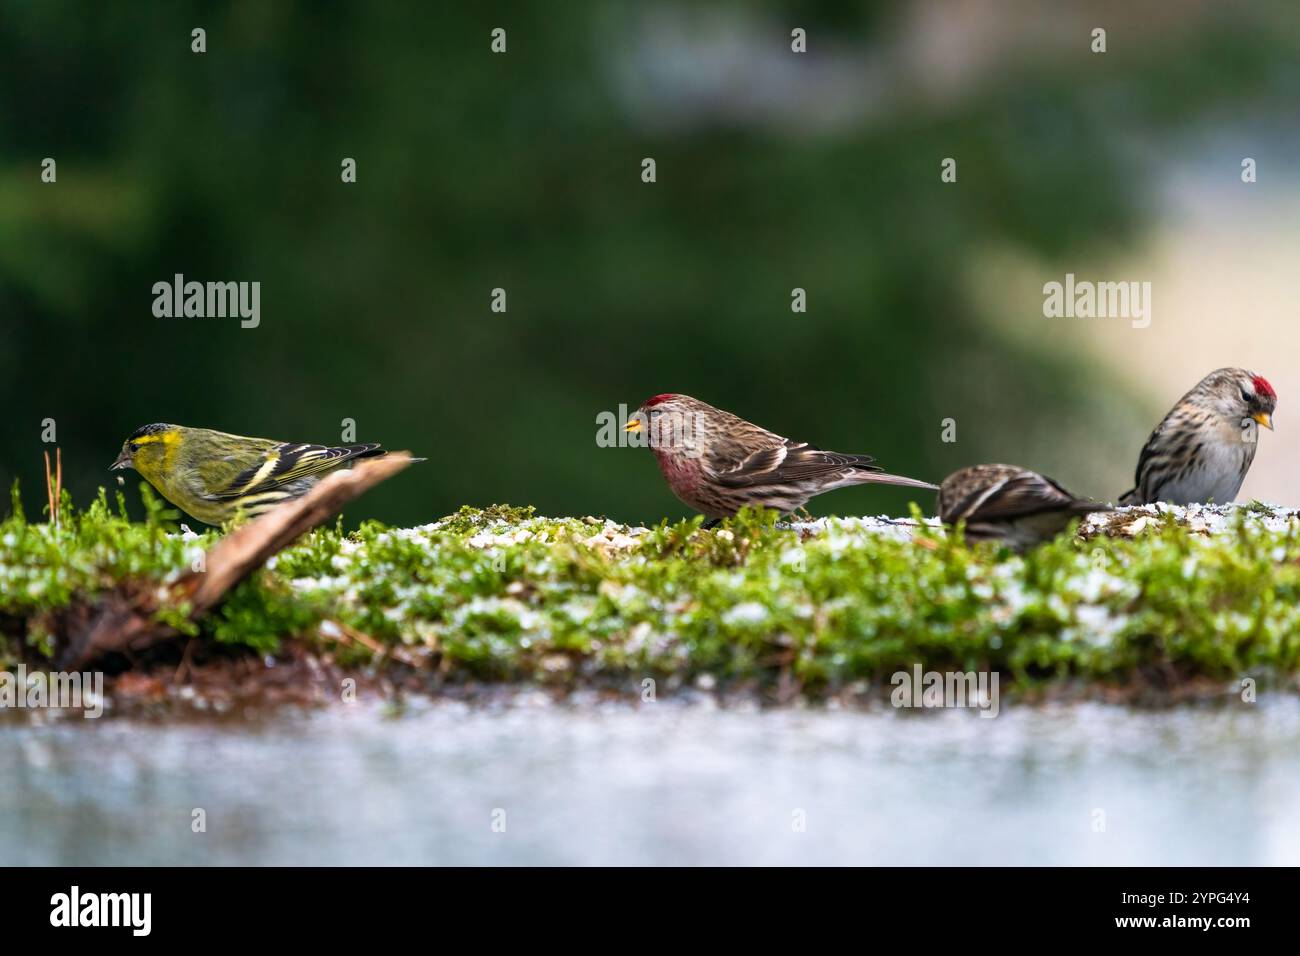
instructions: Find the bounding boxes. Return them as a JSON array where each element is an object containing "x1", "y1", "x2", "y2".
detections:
[{"x1": 853, "y1": 471, "x2": 940, "y2": 492}]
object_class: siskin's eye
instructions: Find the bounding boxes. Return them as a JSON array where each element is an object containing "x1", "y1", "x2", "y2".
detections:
[{"x1": 128, "y1": 442, "x2": 140, "y2": 453}]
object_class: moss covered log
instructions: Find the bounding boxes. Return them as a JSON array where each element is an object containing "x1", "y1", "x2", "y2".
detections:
[{"x1": 3, "y1": 485, "x2": 1300, "y2": 700}]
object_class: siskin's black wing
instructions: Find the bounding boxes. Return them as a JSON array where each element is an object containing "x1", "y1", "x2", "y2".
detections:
[{"x1": 210, "y1": 442, "x2": 385, "y2": 499}]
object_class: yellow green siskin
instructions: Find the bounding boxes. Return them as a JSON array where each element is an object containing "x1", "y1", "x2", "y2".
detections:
[{"x1": 110, "y1": 423, "x2": 395, "y2": 526}]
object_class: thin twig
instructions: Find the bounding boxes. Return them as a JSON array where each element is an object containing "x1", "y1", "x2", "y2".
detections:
[
  {"x1": 43, "y1": 450, "x2": 53, "y2": 525},
  {"x1": 173, "y1": 636, "x2": 196, "y2": 683},
  {"x1": 54, "y1": 447, "x2": 62, "y2": 529},
  {"x1": 335, "y1": 621, "x2": 423, "y2": 668}
]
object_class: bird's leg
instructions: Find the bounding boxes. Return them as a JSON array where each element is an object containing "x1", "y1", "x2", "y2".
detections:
[{"x1": 702, "y1": 518, "x2": 722, "y2": 530}]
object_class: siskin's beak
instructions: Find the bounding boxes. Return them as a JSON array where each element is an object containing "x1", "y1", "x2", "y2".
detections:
[
  {"x1": 1253, "y1": 411, "x2": 1274, "y2": 430},
  {"x1": 109, "y1": 450, "x2": 133, "y2": 471},
  {"x1": 624, "y1": 417, "x2": 642, "y2": 434}
]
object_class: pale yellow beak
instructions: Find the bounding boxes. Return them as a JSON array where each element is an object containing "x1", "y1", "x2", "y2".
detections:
[
  {"x1": 624, "y1": 417, "x2": 642, "y2": 434},
  {"x1": 1253, "y1": 411, "x2": 1274, "y2": 430}
]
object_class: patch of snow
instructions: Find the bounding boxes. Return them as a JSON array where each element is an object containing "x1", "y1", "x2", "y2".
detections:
[{"x1": 723, "y1": 601, "x2": 769, "y2": 626}]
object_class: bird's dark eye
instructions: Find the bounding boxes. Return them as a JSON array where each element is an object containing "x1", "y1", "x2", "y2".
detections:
[
  {"x1": 128, "y1": 442, "x2": 140, "y2": 453},
  {"x1": 1240, "y1": 388, "x2": 1252, "y2": 404}
]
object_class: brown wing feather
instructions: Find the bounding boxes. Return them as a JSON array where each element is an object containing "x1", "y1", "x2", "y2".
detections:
[
  {"x1": 941, "y1": 465, "x2": 1106, "y2": 523},
  {"x1": 712, "y1": 441, "x2": 878, "y2": 488}
]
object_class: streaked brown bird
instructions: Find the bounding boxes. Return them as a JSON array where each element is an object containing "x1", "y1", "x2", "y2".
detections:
[
  {"x1": 1119, "y1": 368, "x2": 1276, "y2": 506},
  {"x1": 938, "y1": 463, "x2": 1111, "y2": 550},
  {"x1": 625, "y1": 393, "x2": 937, "y2": 523}
]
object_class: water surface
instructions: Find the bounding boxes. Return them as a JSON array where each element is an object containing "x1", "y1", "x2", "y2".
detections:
[{"x1": 4, "y1": 698, "x2": 1297, "y2": 865}]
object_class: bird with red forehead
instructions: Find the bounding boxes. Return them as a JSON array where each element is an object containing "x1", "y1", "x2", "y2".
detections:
[
  {"x1": 625, "y1": 393, "x2": 938, "y2": 522},
  {"x1": 1120, "y1": 367, "x2": 1277, "y2": 506}
]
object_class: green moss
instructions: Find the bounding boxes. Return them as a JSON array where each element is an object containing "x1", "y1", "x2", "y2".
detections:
[
  {"x1": 435, "y1": 504, "x2": 538, "y2": 535},
  {"x1": 0, "y1": 482, "x2": 213, "y2": 641},
  {"x1": 3, "y1": 488, "x2": 1300, "y2": 697}
]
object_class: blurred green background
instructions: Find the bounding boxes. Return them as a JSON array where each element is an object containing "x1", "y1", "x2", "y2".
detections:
[{"x1": 2, "y1": 1, "x2": 1298, "y2": 525}]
